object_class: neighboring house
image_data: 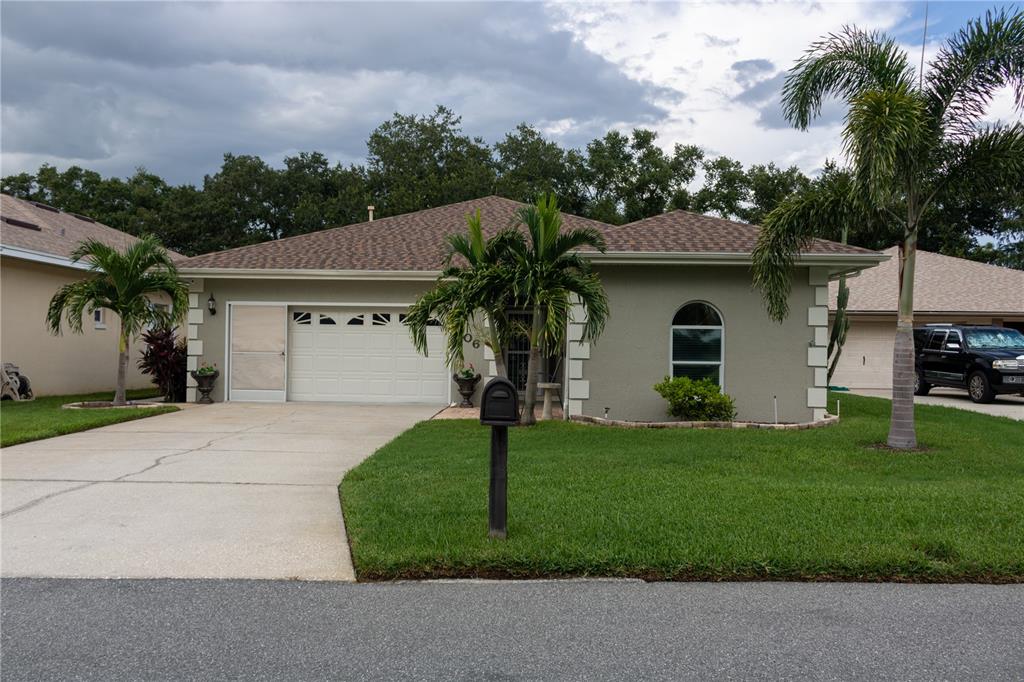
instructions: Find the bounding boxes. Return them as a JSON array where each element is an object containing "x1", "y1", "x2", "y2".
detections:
[
  {"x1": 0, "y1": 194, "x2": 182, "y2": 396},
  {"x1": 829, "y1": 246, "x2": 1024, "y2": 389},
  {"x1": 177, "y1": 196, "x2": 885, "y2": 422}
]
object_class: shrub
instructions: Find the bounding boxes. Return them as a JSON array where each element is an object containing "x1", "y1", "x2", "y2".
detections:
[
  {"x1": 653, "y1": 376, "x2": 737, "y2": 422},
  {"x1": 138, "y1": 326, "x2": 187, "y2": 402}
]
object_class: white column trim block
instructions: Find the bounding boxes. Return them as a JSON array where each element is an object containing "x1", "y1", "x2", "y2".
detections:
[
  {"x1": 187, "y1": 277, "x2": 205, "y2": 293},
  {"x1": 569, "y1": 303, "x2": 586, "y2": 322},
  {"x1": 188, "y1": 293, "x2": 200, "y2": 308},
  {"x1": 814, "y1": 326, "x2": 828, "y2": 347},
  {"x1": 188, "y1": 324, "x2": 199, "y2": 340},
  {"x1": 187, "y1": 307, "x2": 204, "y2": 325},
  {"x1": 807, "y1": 306, "x2": 828, "y2": 327},
  {"x1": 807, "y1": 346, "x2": 827, "y2": 367},
  {"x1": 568, "y1": 359, "x2": 583, "y2": 379},
  {"x1": 566, "y1": 399, "x2": 583, "y2": 417},
  {"x1": 487, "y1": 360, "x2": 497, "y2": 379},
  {"x1": 483, "y1": 345, "x2": 495, "y2": 360},
  {"x1": 568, "y1": 379, "x2": 590, "y2": 400},
  {"x1": 567, "y1": 323, "x2": 584, "y2": 342},
  {"x1": 187, "y1": 339, "x2": 203, "y2": 356},
  {"x1": 567, "y1": 342, "x2": 590, "y2": 359},
  {"x1": 187, "y1": 374, "x2": 197, "y2": 388},
  {"x1": 807, "y1": 387, "x2": 827, "y2": 408},
  {"x1": 814, "y1": 367, "x2": 828, "y2": 388},
  {"x1": 813, "y1": 408, "x2": 827, "y2": 421},
  {"x1": 808, "y1": 267, "x2": 829, "y2": 286},
  {"x1": 814, "y1": 285, "x2": 829, "y2": 307},
  {"x1": 187, "y1": 356, "x2": 198, "y2": 371},
  {"x1": 186, "y1": 387, "x2": 198, "y2": 403}
]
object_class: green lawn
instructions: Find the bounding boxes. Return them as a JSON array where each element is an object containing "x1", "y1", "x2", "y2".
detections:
[
  {"x1": 0, "y1": 390, "x2": 177, "y2": 447},
  {"x1": 341, "y1": 393, "x2": 1024, "y2": 582}
]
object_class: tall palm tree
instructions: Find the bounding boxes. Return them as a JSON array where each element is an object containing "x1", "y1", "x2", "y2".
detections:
[
  {"x1": 46, "y1": 236, "x2": 189, "y2": 406},
  {"x1": 752, "y1": 9, "x2": 1024, "y2": 449},
  {"x1": 407, "y1": 210, "x2": 518, "y2": 376},
  {"x1": 511, "y1": 195, "x2": 609, "y2": 425}
]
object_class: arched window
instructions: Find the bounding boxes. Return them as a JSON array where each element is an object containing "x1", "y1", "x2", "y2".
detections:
[{"x1": 671, "y1": 302, "x2": 724, "y2": 386}]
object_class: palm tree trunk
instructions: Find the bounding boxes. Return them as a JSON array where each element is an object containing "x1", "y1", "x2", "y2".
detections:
[
  {"x1": 487, "y1": 318, "x2": 507, "y2": 378},
  {"x1": 519, "y1": 307, "x2": 544, "y2": 425},
  {"x1": 887, "y1": 232, "x2": 918, "y2": 449},
  {"x1": 114, "y1": 323, "x2": 130, "y2": 406}
]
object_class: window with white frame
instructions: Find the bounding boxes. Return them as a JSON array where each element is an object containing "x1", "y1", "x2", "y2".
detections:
[
  {"x1": 93, "y1": 308, "x2": 106, "y2": 330},
  {"x1": 670, "y1": 302, "x2": 723, "y2": 386}
]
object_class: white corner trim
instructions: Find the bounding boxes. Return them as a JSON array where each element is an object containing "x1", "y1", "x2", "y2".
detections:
[{"x1": 567, "y1": 341, "x2": 590, "y2": 359}]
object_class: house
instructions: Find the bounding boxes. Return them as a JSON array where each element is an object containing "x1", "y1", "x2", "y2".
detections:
[
  {"x1": 0, "y1": 194, "x2": 182, "y2": 395},
  {"x1": 177, "y1": 196, "x2": 885, "y2": 422},
  {"x1": 829, "y1": 246, "x2": 1024, "y2": 389}
]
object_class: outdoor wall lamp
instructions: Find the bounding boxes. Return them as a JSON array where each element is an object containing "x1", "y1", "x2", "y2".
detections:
[{"x1": 207, "y1": 294, "x2": 217, "y2": 316}]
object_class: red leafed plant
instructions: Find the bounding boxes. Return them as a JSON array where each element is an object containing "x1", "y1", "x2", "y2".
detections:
[{"x1": 138, "y1": 326, "x2": 187, "y2": 402}]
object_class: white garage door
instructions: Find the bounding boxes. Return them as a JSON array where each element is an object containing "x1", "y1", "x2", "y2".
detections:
[
  {"x1": 830, "y1": 321, "x2": 894, "y2": 389},
  {"x1": 287, "y1": 308, "x2": 448, "y2": 403}
]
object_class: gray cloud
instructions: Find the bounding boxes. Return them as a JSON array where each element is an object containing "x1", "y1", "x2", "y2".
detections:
[
  {"x1": 701, "y1": 33, "x2": 739, "y2": 48},
  {"x1": 1, "y1": 2, "x2": 677, "y2": 183}
]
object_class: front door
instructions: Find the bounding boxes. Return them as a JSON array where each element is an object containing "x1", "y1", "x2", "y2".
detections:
[{"x1": 228, "y1": 304, "x2": 287, "y2": 401}]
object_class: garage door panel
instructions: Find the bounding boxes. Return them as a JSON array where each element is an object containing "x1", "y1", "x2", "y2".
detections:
[
  {"x1": 287, "y1": 307, "x2": 448, "y2": 404},
  {"x1": 831, "y1": 321, "x2": 894, "y2": 389}
]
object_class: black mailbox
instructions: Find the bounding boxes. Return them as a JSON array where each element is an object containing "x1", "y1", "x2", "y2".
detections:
[{"x1": 480, "y1": 377, "x2": 519, "y2": 425}]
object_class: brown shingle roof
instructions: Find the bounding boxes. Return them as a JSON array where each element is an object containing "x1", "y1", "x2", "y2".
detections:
[
  {"x1": 0, "y1": 194, "x2": 185, "y2": 262},
  {"x1": 180, "y1": 196, "x2": 613, "y2": 271},
  {"x1": 603, "y1": 210, "x2": 877, "y2": 255},
  {"x1": 179, "y1": 198, "x2": 878, "y2": 272},
  {"x1": 830, "y1": 246, "x2": 1024, "y2": 314}
]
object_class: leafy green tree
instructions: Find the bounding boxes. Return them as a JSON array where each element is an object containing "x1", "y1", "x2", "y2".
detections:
[
  {"x1": 510, "y1": 195, "x2": 609, "y2": 425},
  {"x1": 367, "y1": 106, "x2": 496, "y2": 216},
  {"x1": 740, "y1": 163, "x2": 811, "y2": 224},
  {"x1": 406, "y1": 211, "x2": 517, "y2": 377},
  {"x1": 692, "y1": 155, "x2": 749, "y2": 220},
  {"x1": 752, "y1": 9, "x2": 1024, "y2": 449},
  {"x1": 46, "y1": 236, "x2": 189, "y2": 405},
  {"x1": 494, "y1": 124, "x2": 570, "y2": 204}
]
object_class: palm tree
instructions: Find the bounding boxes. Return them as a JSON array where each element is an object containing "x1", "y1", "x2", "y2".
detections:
[
  {"x1": 511, "y1": 195, "x2": 609, "y2": 425},
  {"x1": 46, "y1": 236, "x2": 189, "y2": 406},
  {"x1": 752, "y1": 9, "x2": 1024, "y2": 449},
  {"x1": 407, "y1": 210, "x2": 519, "y2": 376}
]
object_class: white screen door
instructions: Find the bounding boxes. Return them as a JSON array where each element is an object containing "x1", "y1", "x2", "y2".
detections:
[{"x1": 229, "y1": 304, "x2": 287, "y2": 401}]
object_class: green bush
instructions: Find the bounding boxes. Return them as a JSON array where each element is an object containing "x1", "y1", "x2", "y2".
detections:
[{"x1": 653, "y1": 376, "x2": 737, "y2": 421}]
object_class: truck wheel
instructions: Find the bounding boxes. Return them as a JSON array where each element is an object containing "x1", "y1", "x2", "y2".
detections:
[
  {"x1": 967, "y1": 371, "x2": 995, "y2": 403},
  {"x1": 914, "y1": 371, "x2": 931, "y2": 396}
]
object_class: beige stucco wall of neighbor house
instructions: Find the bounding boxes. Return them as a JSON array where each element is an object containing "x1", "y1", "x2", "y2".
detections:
[
  {"x1": 576, "y1": 264, "x2": 821, "y2": 424},
  {"x1": 186, "y1": 276, "x2": 484, "y2": 403},
  {"x1": 0, "y1": 256, "x2": 153, "y2": 395}
]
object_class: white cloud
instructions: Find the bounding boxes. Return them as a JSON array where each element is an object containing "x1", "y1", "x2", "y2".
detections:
[{"x1": 544, "y1": 1, "x2": 912, "y2": 172}]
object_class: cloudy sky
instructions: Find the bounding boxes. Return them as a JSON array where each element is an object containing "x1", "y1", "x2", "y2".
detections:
[{"x1": 2, "y1": 1, "x2": 1019, "y2": 185}]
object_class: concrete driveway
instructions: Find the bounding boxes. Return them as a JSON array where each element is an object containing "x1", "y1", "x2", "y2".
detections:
[
  {"x1": 1, "y1": 402, "x2": 438, "y2": 581},
  {"x1": 852, "y1": 388, "x2": 1024, "y2": 420}
]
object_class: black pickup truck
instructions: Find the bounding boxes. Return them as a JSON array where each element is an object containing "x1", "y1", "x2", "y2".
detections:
[{"x1": 913, "y1": 325, "x2": 1024, "y2": 403}]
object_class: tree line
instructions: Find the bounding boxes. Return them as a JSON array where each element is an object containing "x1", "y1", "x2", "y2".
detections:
[{"x1": 2, "y1": 105, "x2": 1020, "y2": 267}]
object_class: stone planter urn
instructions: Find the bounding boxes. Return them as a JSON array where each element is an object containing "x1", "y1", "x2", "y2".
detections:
[
  {"x1": 190, "y1": 370, "x2": 220, "y2": 404},
  {"x1": 453, "y1": 373, "x2": 482, "y2": 408}
]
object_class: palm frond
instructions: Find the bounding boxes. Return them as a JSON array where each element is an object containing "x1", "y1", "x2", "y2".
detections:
[
  {"x1": 843, "y1": 86, "x2": 925, "y2": 204},
  {"x1": 926, "y1": 8, "x2": 1024, "y2": 138},
  {"x1": 782, "y1": 25, "x2": 915, "y2": 129}
]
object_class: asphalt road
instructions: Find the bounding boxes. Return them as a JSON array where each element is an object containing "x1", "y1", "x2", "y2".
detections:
[{"x1": 3, "y1": 579, "x2": 1022, "y2": 681}]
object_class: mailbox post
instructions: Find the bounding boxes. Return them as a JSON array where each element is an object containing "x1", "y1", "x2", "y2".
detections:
[{"x1": 479, "y1": 377, "x2": 519, "y2": 539}]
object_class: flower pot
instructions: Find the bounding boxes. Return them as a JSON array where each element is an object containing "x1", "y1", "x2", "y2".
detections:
[
  {"x1": 190, "y1": 370, "x2": 220, "y2": 404},
  {"x1": 453, "y1": 373, "x2": 482, "y2": 408}
]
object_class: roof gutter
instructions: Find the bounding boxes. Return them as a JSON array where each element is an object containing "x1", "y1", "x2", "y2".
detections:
[
  {"x1": 0, "y1": 244, "x2": 90, "y2": 270},
  {"x1": 176, "y1": 267, "x2": 440, "y2": 281},
  {"x1": 586, "y1": 250, "x2": 889, "y2": 268}
]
